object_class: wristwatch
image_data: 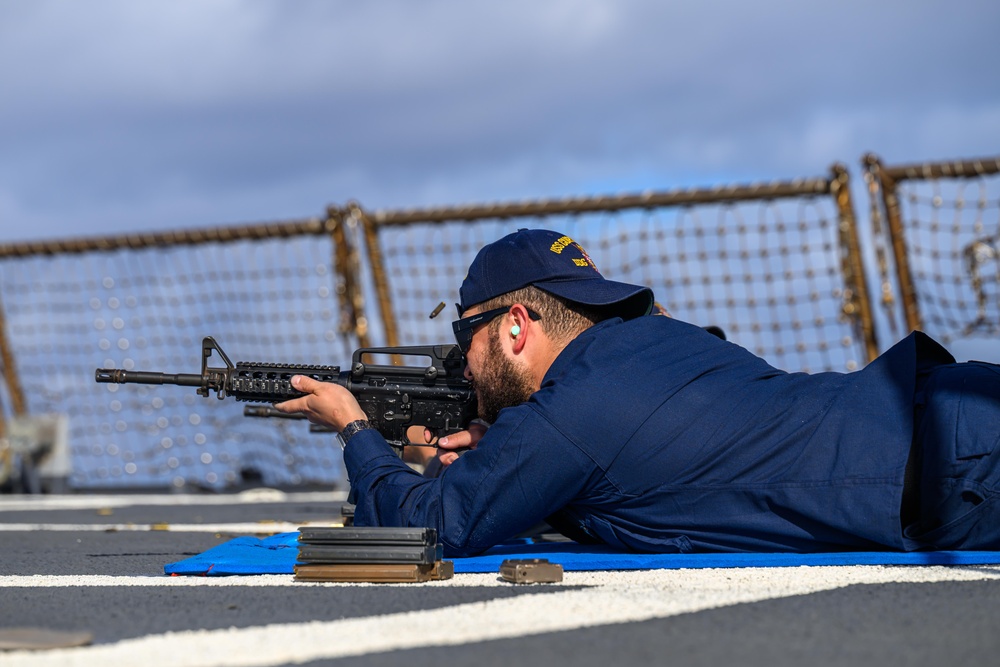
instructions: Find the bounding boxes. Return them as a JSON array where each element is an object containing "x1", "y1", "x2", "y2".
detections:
[{"x1": 338, "y1": 419, "x2": 373, "y2": 449}]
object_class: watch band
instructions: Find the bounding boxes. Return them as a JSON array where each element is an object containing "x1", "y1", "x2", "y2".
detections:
[{"x1": 339, "y1": 419, "x2": 373, "y2": 445}]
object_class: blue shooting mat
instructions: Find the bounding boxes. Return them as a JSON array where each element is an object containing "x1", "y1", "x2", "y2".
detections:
[{"x1": 163, "y1": 532, "x2": 1000, "y2": 576}]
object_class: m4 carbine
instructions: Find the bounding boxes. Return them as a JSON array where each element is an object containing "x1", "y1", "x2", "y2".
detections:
[{"x1": 94, "y1": 336, "x2": 477, "y2": 451}]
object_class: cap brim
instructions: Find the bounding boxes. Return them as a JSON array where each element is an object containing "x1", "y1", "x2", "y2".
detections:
[{"x1": 535, "y1": 277, "x2": 653, "y2": 320}]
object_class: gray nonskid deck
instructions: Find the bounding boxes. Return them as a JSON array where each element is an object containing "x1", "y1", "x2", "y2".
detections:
[{"x1": 2, "y1": 493, "x2": 999, "y2": 666}]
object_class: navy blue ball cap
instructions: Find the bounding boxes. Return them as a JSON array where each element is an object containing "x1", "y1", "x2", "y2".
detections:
[{"x1": 458, "y1": 229, "x2": 654, "y2": 319}]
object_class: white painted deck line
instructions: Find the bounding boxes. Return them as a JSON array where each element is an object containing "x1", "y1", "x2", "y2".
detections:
[
  {"x1": 4, "y1": 565, "x2": 1000, "y2": 667},
  {"x1": 3, "y1": 565, "x2": 999, "y2": 589},
  {"x1": 0, "y1": 522, "x2": 311, "y2": 533},
  {"x1": 0, "y1": 491, "x2": 346, "y2": 512}
]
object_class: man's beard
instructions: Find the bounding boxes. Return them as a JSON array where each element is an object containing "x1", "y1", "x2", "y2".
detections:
[{"x1": 473, "y1": 331, "x2": 536, "y2": 424}]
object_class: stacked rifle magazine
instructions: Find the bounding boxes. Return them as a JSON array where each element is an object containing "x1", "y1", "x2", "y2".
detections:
[{"x1": 294, "y1": 526, "x2": 454, "y2": 583}]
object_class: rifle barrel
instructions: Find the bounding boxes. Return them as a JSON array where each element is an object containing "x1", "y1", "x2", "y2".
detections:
[{"x1": 95, "y1": 369, "x2": 205, "y2": 387}]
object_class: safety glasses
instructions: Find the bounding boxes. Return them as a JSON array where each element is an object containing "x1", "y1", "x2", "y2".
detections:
[{"x1": 452, "y1": 306, "x2": 540, "y2": 354}]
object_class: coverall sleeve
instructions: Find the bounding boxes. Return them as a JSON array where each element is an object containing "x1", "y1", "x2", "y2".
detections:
[{"x1": 343, "y1": 406, "x2": 595, "y2": 557}]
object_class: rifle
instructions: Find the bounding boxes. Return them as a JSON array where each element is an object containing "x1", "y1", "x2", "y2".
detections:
[{"x1": 94, "y1": 336, "x2": 477, "y2": 452}]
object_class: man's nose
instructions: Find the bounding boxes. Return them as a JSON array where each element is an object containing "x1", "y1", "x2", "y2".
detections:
[{"x1": 463, "y1": 364, "x2": 472, "y2": 381}]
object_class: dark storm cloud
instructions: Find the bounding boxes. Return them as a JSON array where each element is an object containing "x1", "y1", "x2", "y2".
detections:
[{"x1": 0, "y1": 0, "x2": 997, "y2": 240}]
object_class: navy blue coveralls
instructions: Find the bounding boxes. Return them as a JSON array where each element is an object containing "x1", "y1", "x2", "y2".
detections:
[{"x1": 344, "y1": 315, "x2": 1000, "y2": 557}]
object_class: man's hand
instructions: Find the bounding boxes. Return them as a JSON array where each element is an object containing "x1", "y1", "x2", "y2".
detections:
[
  {"x1": 424, "y1": 420, "x2": 488, "y2": 467},
  {"x1": 273, "y1": 375, "x2": 368, "y2": 432}
]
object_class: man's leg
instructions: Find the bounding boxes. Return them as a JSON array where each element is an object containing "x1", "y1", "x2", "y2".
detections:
[{"x1": 905, "y1": 361, "x2": 1000, "y2": 550}]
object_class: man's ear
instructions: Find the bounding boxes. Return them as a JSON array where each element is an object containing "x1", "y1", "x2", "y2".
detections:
[{"x1": 506, "y1": 303, "x2": 532, "y2": 353}]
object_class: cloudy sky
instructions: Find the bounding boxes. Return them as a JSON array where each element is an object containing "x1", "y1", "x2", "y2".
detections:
[{"x1": 1, "y1": 0, "x2": 997, "y2": 242}]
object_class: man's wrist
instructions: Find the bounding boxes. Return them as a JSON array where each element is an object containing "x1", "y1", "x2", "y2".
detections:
[{"x1": 339, "y1": 419, "x2": 373, "y2": 447}]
